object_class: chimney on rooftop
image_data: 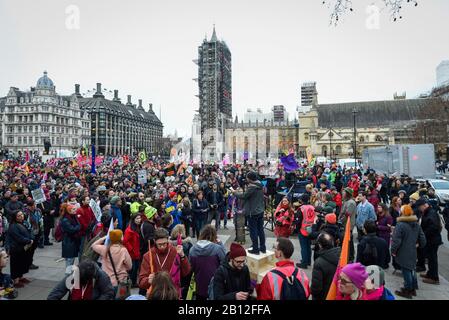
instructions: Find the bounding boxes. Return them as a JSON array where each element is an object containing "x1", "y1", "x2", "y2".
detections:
[
  {"x1": 113, "y1": 90, "x2": 121, "y2": 102},
  {"x1": 93, "y1": 83, "x2": 104, "y2": 98}
]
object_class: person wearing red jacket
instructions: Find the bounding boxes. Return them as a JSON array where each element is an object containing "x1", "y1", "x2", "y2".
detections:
[
  {"x1": 347, "y1": 175, "x2": 360, "y2": 198},
  {"x1": 123, "y1": 213, "x2": 142, "y2": 287},
  {"x1": 331, "y1": 187, "x2": 342, "y2": 215},
  {"x1": 258, "y1": 237, "x2": 310, "y2": 300},
  {"x1": 76, "y1": 196, "x2": 97, "y2": 259}
]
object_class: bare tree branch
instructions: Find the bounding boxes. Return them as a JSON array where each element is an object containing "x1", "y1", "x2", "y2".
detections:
[{"x1": 323, "y1": 0, "x2": 418, "y2": 25}]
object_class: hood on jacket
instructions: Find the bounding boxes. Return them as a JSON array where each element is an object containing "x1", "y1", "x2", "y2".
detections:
[
  {"x1": 248, "y1": 181, "x2": 263, "y2": 190},
  {"x1": 316, "y1": 246, "x2": 341, "y2": 265},
  {"x1": 397, "y1": 215, "x2": 418, "y2": 223},
  {"x1": 190, "y1": 240, "x2": 221, "y2": 257}
]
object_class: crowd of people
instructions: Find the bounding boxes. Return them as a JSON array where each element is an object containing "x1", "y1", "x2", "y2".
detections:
[{"x1": 0, "y1": 155, "x2": 448, "y2": 300}]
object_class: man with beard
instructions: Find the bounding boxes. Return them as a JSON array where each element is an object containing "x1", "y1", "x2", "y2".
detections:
[{"x1": 138, "y1": 228, "x2": 191, "y2": 298}]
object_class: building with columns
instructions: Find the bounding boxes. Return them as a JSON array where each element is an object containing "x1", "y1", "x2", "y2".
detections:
[{"x1": 1, "y1": 71, "x2": 90, "y2": 157}]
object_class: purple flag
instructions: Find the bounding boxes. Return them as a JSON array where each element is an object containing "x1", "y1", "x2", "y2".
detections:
[{"x1": 280, "y1": 154, "x2": 299, "y2": 172}]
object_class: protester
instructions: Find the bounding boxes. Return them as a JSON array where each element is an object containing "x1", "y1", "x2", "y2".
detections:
[
  {"x1": 311, "y1": 233, "x2": 340, "y2": 300},
  {"x1": 123, "y1": 213, "x2": 142, "y2": 287},
  {"x1": 138, "y1": 228, "x2": 191, "y2": 298},
  {"x1": 60, "y1": 204, "x2": 81, "y2": 273},
  {"x1": 189, "y1": 225, "x2": 226, "y2": 300},
  {"x1": 274, "y1": 197, "x2": 295, "y2": 238},
  {"x1": 336, "y1": 263, "x2": 369, "y2": 300},
  {"x1": 376, "y1": 203, "x2": 393, "y2": 246},
  {"x1": 146, "y1": 271, "x2": 180, "y2": 300},
  {"x1": 47, "y1": 259, "x2": 115, "y2": 300},
  {"x1": 258, "y1": 237, "x2": 310, "y2": 300},
  {"x1": 212, "y1": 243, "x2": 252, "y2": 300},
  {"x1": 92, "y1": 230, "x2": 132, "y2": 295},
  {"x1": 416, "y1": 198, "x2": 443, "y2": 285},
  {"x1": 391, "y1": 204, "x2": 426, "y2": 299},
  {"x1": 339, "y1": 187, "x2": 357, "y2": 261},
  {"x1": 355, "y1": 191, "x2": 377, "y2": 241},
  {"x1": 356, "y1": 220, "x2": 390, "y2": 269},
  {"x1": 192, "y1": 191, "x2": 209, "y2": 239},
  {"x1": 5, "y1": 211, "x2": 33, "y2": 288}
]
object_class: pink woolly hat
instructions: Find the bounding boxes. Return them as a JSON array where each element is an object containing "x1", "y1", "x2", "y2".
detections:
[{"x1": 341, "y1": 263, "x2": 369, "y2": 289}]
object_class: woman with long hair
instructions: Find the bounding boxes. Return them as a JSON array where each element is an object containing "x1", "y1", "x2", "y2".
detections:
[
  {"x1": 123, "y1": 213, "x2": 143, "y2": 288},
  {"x1": 147, "y1": 271, "x2": 179, "y2": 300},
  {"x1": 376, "y1": 203, "x2": 393, "y2": 246},
  {"x1": 60, "y1": 204, "x2": 81, "y2": 273},
  {"x1": 389, "y1": 196, "x2": 402, "y2": 226}
]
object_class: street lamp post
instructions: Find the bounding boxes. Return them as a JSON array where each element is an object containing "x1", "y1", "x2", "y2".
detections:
[
  {"x1": 352, "y1": 108, "x2": 357, "y2": 169},
  {"x1": 329, "y1": 126, "x2": 333, "y2": 162}
]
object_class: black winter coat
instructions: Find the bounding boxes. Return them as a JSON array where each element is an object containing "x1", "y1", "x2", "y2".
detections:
[
  {"x1": 6, "y1": 222, "x2": 33, "y2": 253},
  {"x1": 212, "y1": 254, "x2": 252, "y2": 300},
  {"x1": 356, "y1": 233, "x2": 390, "y2": 269},
  {"x1": 61, "y1": 215, "x2": 81, "y2": 258},
  {"x1": 192, "y1": 199, "x2": 209, "y2": 219},
  {"x1": 421, "y1": 207, "x2": 443, "y2": 247},
  {"x1": 47, "y1": 264, "x2": 114, "y2": 300},
  {"x1": 311, "y1": 247, "x2": 340, "y2": 300}
]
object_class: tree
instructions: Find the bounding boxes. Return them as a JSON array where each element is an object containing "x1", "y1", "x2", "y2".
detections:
[
  {"x1": 410, "y1": 98, "x2": 449, "y2": 160},
  {"x1": 322, "y1": 0, "x2": 419, "y2": 25}
]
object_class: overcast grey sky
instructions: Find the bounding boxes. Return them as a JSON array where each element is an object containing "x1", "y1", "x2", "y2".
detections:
[{"x1": 1, "y1": 0, "x2": 448, "y2": 137}]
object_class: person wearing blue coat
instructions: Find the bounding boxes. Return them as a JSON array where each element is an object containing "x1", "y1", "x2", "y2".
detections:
[{"x1": 60, "y1": 205, "x2": 81, "y2": 274}]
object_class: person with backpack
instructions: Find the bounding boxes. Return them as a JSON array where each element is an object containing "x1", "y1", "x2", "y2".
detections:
[
  {"x1": 211, "y1": 242, "x2": 252, "y2": 300},
  {"x1": 356, "y1": 220, "x2": 390, "y2": 269},
  {"x1": 416, "y1": 198, "x2": 443, "y2": 285},
  {"x1": 258, "y1": 237, "x2": 310, "y2": 300},
  {"x1": 91, "y1": 229, "x2": 132, "y2": 298},
  {"x1": 364, "y1": 265, "x2": 395, "y2": 300},
  {"x1": 296, "y1": 195, "x2": 316, "y2": 269},
  {"x1": 76, "y1": 196, "x2": 97, "y2": 259},
  {"x1": 189, "y1": 225, "x2": 226, "y2": 300},
  {"x1": 311, "y1": 232, "x2": 340, "y2": 300},
  {"x1": 47, "y1": 259, "x2": 115, "y2": 300},
  {"x1": 123, "y1": 213, "x2": 143, "y2": 288},
  {"x1": 391, "y1": 204, "x2": 426, "y2": 299}
]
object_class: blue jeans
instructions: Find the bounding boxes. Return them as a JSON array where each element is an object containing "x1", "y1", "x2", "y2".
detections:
[
  {"x1": 248, "y1": 214, "x2": 266, "y2": 253},
  {"x1": 298, "y1": 234, "x2": 312, "y2": 265},
  {"x1": 402, "y1": 268, "x2": 418, "y2": 290}
]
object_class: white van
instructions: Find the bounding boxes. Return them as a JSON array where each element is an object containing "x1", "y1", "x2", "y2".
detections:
[{"x1": 339, "y1": 158, "x2": 359, "y2": 169}]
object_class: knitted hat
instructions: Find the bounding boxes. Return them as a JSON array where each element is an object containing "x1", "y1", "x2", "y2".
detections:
[
  {"x1": 109, "y1": 229, "x2": 123, "y2": 245},
  {"x1": 401, "y1": 205, "x2": 413, "y2": 216},
  {"x1": 325, "y1": 213, "x2": 337, "y2": 225},
  {"x1": 409, "y1": 192, "x2": 419, "y2": 201},
  {"x1": 110, "y1": 195, "x2": 120, "y2": 205},
  {"x1": 144, "y1": 206, "x2": 157, "y2": 220},
  {"x1": 229, "y1": 243, "x2": 247, "y2": 259},
  {"x1": 344, "y1": 187, "x2": 354, "y2": 197},
  {"x1": 341, "y1": 263, "x2": 369, "y2": 290},
  {"x1": 169, "y1": 191, "x2": 177, "y2": 199}
]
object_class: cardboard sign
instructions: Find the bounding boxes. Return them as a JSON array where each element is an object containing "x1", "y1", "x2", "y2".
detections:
[
  {"x1": 31, "y1": 188, "x2": 46, "y2": 204},
  {"x1": 138, "y1": 170, "x2": 147, "y2": 184},
  {"x1": 89, "y1": 199, "x2": 102, "y2": 222}
]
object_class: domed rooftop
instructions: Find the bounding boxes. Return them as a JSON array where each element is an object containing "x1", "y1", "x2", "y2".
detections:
[{"x1": 36, "y1": 71, "x2": 54, "y2": 89}]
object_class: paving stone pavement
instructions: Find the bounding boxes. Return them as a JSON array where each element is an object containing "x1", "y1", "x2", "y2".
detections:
[{"x1": 4, "y1": 220, "x2": 449, "y2": 300}]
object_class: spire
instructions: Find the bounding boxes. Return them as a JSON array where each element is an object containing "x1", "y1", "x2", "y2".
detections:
[{"x1": 211, "y1": 24, "x2": 217, "y2": 42}]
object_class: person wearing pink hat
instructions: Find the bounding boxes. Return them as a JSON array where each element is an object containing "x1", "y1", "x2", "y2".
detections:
[{"x1": 336, "y1": 262, "x2": 369, "y2": 300}]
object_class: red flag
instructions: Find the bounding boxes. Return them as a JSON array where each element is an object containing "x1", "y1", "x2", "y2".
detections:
[{"x1": 326, "y1": 217, "x2": 351, "y2": 300}]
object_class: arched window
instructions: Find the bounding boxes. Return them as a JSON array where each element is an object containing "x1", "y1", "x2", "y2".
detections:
[
  {"x1": 322, "y1": 145, "x2": 328, "y2": 157},
  {"x1": 336, "y1": 145, "x2": 342, "y2": 155},
  {"x1": 359, "y1": 136, "x2": 365, "y2": 143}
]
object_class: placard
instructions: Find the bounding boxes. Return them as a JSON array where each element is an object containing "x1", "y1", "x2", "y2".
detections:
[
  {"x1": 31, "y1": 188, "x2": 46, "y2": 204},
  {"x1": 138, "y1": 170, "x2": 147, "y2": 184}
]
